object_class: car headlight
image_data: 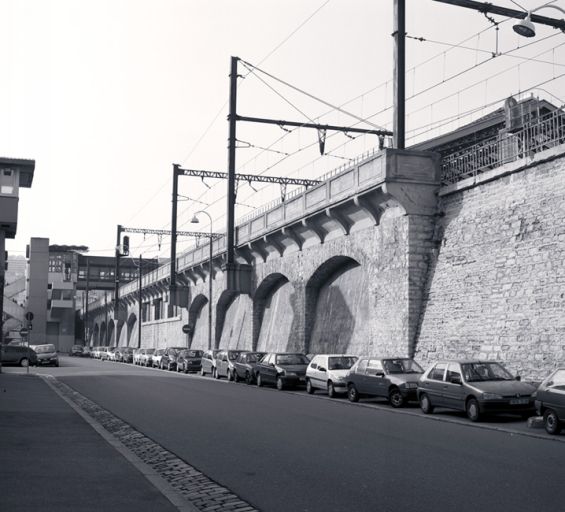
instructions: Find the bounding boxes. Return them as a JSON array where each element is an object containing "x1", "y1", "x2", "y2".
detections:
[
  {"x1": 482, "y1": 393, "x2": 503, "y2": 400},
  {"x1": 275, "y1": 367, "x2": 285, "y2": 376}
]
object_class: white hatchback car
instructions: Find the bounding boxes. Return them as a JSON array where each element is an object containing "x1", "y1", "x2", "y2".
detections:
[{"x1": 306, "y1": 354, "x2": 358, "y2": 397}]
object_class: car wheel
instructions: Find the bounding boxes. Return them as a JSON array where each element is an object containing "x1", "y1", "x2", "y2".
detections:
[
  {"x1": 245, "y1": 371, "x2": 253, "y2": 385},
  {"x1": 20, "y1": 358, "x2": 29, "y2": 368},
  {"x1": 544, "y1": 409, "x2": 562, "y2": 435},
  {"x1": 227, "y1": 370, "x2": 233, "y2": 382},
  {"x1": 347, "y1": 383, "x2": 359, "y2": 403},
  {"x1": 466, "y1": 398, "x2": 481, "y2": 422},
  {"x1": 257, "y1": 373, "x2": 263, "y2": 387},
  {"x1": 327, "y1": 381, "x2": 336, "y2": 398},
  {"x1": 214, "y1": 368, "x2": 220, "y2": 379},
  {"x1": 233, "y1": 370, "x2": 240, "y2": 383},
  {"x1": 306, "y1": 379, "x2": 315, "y2": 394},
  {"x1": 419, "y1": 393, "x2": 434, "y2": 414},
  {"x1": 55, "y1": 362, "x2": 60, "y2": 368},
  {"x1": 200, "y1": 367, "x2": 206, "y2": 376},
  {"x1": 276, "y1": 376, "x2": 285, "y2": 391},
  {"x1": 389, "y1": 388, "x2": 405, "y2": 408}
]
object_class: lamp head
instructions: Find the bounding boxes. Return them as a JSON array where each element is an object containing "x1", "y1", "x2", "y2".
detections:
[
  {"x1": 513, "y1": 13, "x2": 536, "y2": 38},
  {"x1": 190, "y1": 215, "x2": 200, "y2": 224}
]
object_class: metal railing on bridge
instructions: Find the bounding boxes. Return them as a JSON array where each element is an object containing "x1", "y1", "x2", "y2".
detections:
[{"x1": 441, "y1": 108, "x2": 565, "y2": 186}]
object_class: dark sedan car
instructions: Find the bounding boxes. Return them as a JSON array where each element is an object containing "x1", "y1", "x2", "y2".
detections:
[
  {"x1": 535, "y1": 367, "x2": 565, "y2": 435},
  {"x1": 1, "y1": 344, "x2": 38, "y2": 367},
  {"x1": 346, "y1": 357, "x2": 423, "y2": 406},
  {"x1": 32, "y1": 344, "x2": 59, "y2": 367},
  {"x1": 69, "y1": 345, "x2": 83, "y2": 357},
  {"x1": 117, "y1": 347, "x2": 134, "y2": 364},
  {"x1": 176, "y1": 349, "x2": 204, "y2": 373},
  {"x1": 214, "y1": 350, "x2": 249, "y2": 380},
  {"x1": 417, "y1": 360, "x2": 536, "y2": 422},
  {"x1": 255, "y1": 352, "x2": 310, "y2": 390},
  {"x1": 160, "y1": 347, "x2": 185, "y2": 371},
  {"x1": 234, "y1": 352, "x2": 266, "y2": 384}
]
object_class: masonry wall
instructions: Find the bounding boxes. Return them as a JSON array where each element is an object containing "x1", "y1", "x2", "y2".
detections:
[{"x1": 416, "y1": 150, "x2": 565, "y2": 380}]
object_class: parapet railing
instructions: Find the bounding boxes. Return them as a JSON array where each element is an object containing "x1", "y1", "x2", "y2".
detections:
[{"x1": 441, "y1": 109, "x2": 565, "y2": 185}]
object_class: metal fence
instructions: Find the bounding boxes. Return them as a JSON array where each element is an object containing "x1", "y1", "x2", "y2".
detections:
[{"x1": 441, "y1": 109, "x2": 565, "y2": 185}]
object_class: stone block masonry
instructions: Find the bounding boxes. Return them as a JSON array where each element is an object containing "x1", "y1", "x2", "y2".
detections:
[{"x1": 416, "y1": 148, "x2": 565, "y2": 380}]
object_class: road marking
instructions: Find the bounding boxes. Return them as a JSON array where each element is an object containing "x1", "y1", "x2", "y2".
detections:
[{"x1": 41, "y1": 374, "x2": 258, "y2": 512}]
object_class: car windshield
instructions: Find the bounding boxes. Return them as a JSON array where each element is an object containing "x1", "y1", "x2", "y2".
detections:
[
  {"x1": 328, "y1": 356, "x2": 357, "y2": 370},
  {"x1": 146, "y1": 349, "x2": 155, "y2": 354},
  {"x1": 383, "y1": 359, "x2": 424, "y2": 374},
  {"x1": 123, "y1": 348, "x2": 133, "y2": 353},
  {"x1": 187, "y1": 350, "x2": 203, "y2": 357},
  {"x1": 34, "y1": 345, "x2": 56, "y2": 354},
  {"x1": 461, "y1": 362, "x2": 514, "y2": 382},
  {"x1": 276, "y1": 354, "x2": 309, "y2": 365},
  {"x1": 228, "y1": 351, "x2": 242, "y2": 360},
  {"x1": 247, "y1": 353, "x2": 265, "y2": 363}
]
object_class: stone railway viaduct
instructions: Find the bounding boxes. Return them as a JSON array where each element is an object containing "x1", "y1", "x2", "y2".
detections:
[{"x1": 88, "y1": 99, "x2": 565, "y2": 380}]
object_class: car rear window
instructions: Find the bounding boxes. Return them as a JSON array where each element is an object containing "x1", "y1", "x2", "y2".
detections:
[
  {"x1": 328, "y1": 356, "x2": 357, "y2": 370},
  {"x1": 276, "y1": 354, "x2": 309, "y2": 365}
]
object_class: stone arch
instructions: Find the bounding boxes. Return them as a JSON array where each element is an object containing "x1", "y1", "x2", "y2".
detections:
[
  {"x1": 305, "y1": 255, "x2": 362, "y2": 354},
  {"x1": 107, "y1": 319, "x2": 115, "y2": 346},
  {"x1": 188, "y1": 294, "x2": 209, "y2": 349},
  {"x1": 215, "y1": 290, "x2": 238, "y2": 349},
  {"x1": 116, "y1": 319, "x2": 125, "y2": 346},
  {"x1": 93, "y1": 323, "x2": 100, "y2": 345},
  {"x1": 126, "y1": 313, "x2": 137, "y2": 347},
  {"x1": 99, "y1": 322, "x2": 107, "y2": 345},
  {"x1": 253, "y1": 273, "x2": 292, "y2": 351}
]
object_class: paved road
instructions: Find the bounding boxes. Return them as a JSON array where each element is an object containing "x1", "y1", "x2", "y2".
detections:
[{"x1": 12, "y1": 357, "x2": 565, "y2": 512}]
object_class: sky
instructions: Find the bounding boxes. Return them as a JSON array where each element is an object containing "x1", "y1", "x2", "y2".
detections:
[{"x1": 2, "y1": 0, "x2": 564, "y2": 261}]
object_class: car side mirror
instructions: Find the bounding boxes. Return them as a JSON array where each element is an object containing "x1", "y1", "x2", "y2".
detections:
[
  {"x1": 318, "y1": 367, "x2": 326, "y2": 372},
  {"x1": 516, "y1": 375, "x2": 521, "y2": 382},
  {"x1": 450, "y1": 375, "x2": 462, "y2": 385}
]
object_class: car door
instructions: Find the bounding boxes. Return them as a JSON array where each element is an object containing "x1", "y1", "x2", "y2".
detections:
[
  {"x1": 263, "y1": 354, "x2": 277, "y2": 383},
  {"x1": 423, "y1": 363, "x2": 448, "y2": 406},
  {"x1": 308, "y1": 356, "x2": 324, "y2": 390},
  {"x1": 350, "y1": 359, "x2": 368, "y2": 392},
  {"x1": 443, "y1": 363, "x2": 466, "y2": 410},
  {"x1": 364, "y1": 359, "x2": 387, "y2": 398},
  {"x1": 546, "y1": 369, "x2": 565, "y2": 418}
]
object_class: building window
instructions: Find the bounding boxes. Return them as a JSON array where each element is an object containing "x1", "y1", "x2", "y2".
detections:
[{"x1": 154, "y1": 298, "x2": 162, "y2": 321}]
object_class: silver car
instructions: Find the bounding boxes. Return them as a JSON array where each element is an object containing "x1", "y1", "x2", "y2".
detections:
[
  {"x1": 417, "y1": 360, "x2": 536, "y2": 422},
  {"x1": 306, "y1": 354, "x2": 358, "y2": 397},
  {"x1": 32, "y1": 344, "x2": 59, "y2": 367}
]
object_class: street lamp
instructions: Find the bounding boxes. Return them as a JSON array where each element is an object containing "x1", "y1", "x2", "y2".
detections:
[
  {"x1": 191, "y1": 211, "x2": 213, "y2": 351},
  {"x1": 513, "y1": 2, "x2": 565, "y2": 37}
]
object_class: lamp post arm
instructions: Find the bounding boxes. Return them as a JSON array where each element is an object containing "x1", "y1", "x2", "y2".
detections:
[{"x1": 532, "y1": 4, "x2": 565, "y2": 17}]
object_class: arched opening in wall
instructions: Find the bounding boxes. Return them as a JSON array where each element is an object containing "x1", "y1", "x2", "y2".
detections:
[
  {"x1": 126, "y1": 313, "x2": 137, "y2": 347},
  {"x1": 253, "y1": 273, "x2": 294, "y2": 352},
  {"x1": 215, "y1": 291, "x2": 238, "y2": 349},
  {"x1": 188, "y1": 294, "x2": 209, "y2": 350},
  {"x1": 107, "y1": 320, "x2": 115, "y2": 346},
  {"x1": 305, "y1": 256, "x2": 369, "y2": 355},
  {"x1": 99, "y1": 322, "x2": 107, "y2": 345},
  {"x1": 93, "y1": 323, "x2": 100, "y2": 345}
]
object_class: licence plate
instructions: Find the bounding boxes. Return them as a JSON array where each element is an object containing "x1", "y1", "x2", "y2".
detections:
[{"x1": 510, "y1": 398, "x2": 529, "y2": 405}]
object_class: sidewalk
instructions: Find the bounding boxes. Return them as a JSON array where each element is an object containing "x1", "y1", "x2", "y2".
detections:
[{"x1": 0, "y1": 373, "x2": 177, "y2": 512}]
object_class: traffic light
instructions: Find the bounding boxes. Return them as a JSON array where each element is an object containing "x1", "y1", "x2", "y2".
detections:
[{"x1": 122, "y1": 236, "x2": 130, "y2": 256}]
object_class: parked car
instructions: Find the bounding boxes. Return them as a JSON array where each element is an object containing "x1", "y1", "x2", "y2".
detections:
[
  {"x1": 255, "y1": 352, "x2": 310, "y2": 390},
  {"x1": 306, "y1": 354, "x2": 358, "y2": 398},
  {"x1": 234, "y1": 352, "x2": 266, "y2": 384},
  {"x1": 92, "y1": 346, "x2": 102, "y2": 358},
  {"x1": 214, "y1": 350, "x2": 249, "y2": 380},
  {"x1": 417, "y1": 360, "x2": 536, "y2": 422},
  {"x1": 0, "y1": 344, "x2": 38, "y2": 367},
  {"x1": 133, "y1": 348, "x2": 143, "y2": 365},
  {"x1": 117, "y1": 347, "x2": 134, "y2": 364},
  {"x1": 82, "y1": 346, "x2": 91, "y2": 358},
  {"x1": 176, "y1": 349, "x2": 204, "y2": 373},
  {"x1": 139, "y1": 348, "x2": 156, "y2": 367},
  {"x1": 151, "y1": 348, "x2": 166, "y2": 368},
  {"x1": 32, "y1": 344, "x2": 59, "y2": 367},
  {"x1": 160, "y1": 347, "x2": 185, "y2": 370},
  {"x1": 69, "y1": 345, "x2": 83, "y2": 357},
  {"x1": 535, "y1": 367, "x2": 565, "y2": 435},
  {"x1": 345, "y1": 357, "x2": 422, "y2": 406},
  {"x1": 101, "y1": 347, "x2": 116, "y2": 361},
  {"x1": 200, "y1": 349, "x2": 220, "y2": 376}
]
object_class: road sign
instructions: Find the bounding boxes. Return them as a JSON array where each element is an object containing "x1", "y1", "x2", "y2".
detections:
[
  {"x1": 25, "y1": 311, "x2": 34, "y2": 322},
  {"x1": 182, "y1": 324, "x2": 191, "y2": 334},
  {"x1": 19, "y1": 327, "x2": 29, "y2": 337}
]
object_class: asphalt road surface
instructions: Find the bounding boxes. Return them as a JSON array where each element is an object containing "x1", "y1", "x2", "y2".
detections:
[{"x1": 25, "y1": 357, "x2": 565, "y2": 512}]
